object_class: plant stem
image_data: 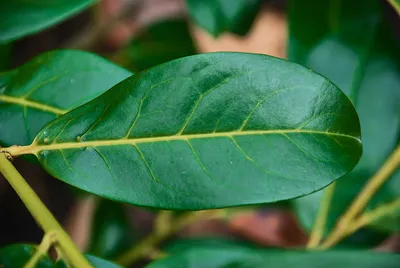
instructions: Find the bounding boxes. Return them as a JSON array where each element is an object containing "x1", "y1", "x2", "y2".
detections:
[
  {"x1": 115, "y1": 210, "x2": 216, "y2": 266},
  {"x1": 346, "y1": 198, "x2": 400, "y2": 235},
  {"x1": 0, "y1": 153, "x2": 92, "y2": 268},
  {"x1": 321, "y1": 144, "x2": 400, "y2": 248},
  {"x1": 154, "y1": 211, "x2": 174, "y2": 235},
  {"x1": 319, "y1": 198, "x2": 400, "y2": 249},
  {"x1": 307, "y1": 182, "x2": 336, "y2": 248}
]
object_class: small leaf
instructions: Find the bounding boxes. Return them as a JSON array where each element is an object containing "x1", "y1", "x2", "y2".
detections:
[
  {"x1": 149, "y1": 239, "x2": 400, "y2": 268},
  {"x1": 0, "y1": 50, "x2": 132, "y2": 147},
  {"x1": 0, "y1": 0, "x2": 96, "y2": 43},
  {"x1": 289, "y1": 0, "x2": 400, "y2": 235},
  {"x1": 0, "y1": 244, "x2": 53, "y2": 268},
  {"x1": 88, "y1": 199, "x2": 135, "y2": 259},
  {"x1": 116, "y1": 19, "x2": 196, "y2": 72},
  {"x1": 186, "y1": 0, "x2": 262, "y2": 37},
  {"x1": 10, "y1": 52, "x2": 361, "y2": 209}
]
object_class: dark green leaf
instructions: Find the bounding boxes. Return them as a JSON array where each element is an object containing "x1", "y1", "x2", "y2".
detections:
[
  {"x1": 0, "y1": 0, "x2": 96, "y2": 43},
  {"x1": 164, "y1": 238, "x2": 261, "y2": 254},
  {"x1": 88, "y1": 199, "x2": 135, "y2": 259},
  {"x1": 10, "y1": 52, "x2": 361, "y2": 209},
  {"x1": 186, "y1": 0, "x2": 262, "y2": 37},
  {"x1": 0, "y1": 244, "x2": 121, "y2": 268},
  {"x1": 117, "y1": 19, "x2": 196, "y2": 72},
  {"x1": 86, "y1": 255, "x2": 122, "y2": 268},
  {"x1": 149, "y1": 239, "x2": 400, "y2": 268},
  {"x1": 0, "y1": 50, "x2": 132, "y2": 147},
  {"x1": 54, "y1": 254, "x2": 122, "y2": 268},
  {"x1": 0, "y1": 244, "x2": 53, "y2": 268},
  {"x1": 289, "y1": 0, "x2": 400, "y2": 234},
  {"x1": 0, "y1": 44, "x2": 12, "y2": 71}
]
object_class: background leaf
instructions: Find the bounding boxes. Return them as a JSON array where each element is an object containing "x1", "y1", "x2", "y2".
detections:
[
  {"x1": 289, "y1": 0, "x2": 400, "y2": 237},
  {"x1": 186, "y1": 0, "x2": 262, "y2": 37},
  {"x1": 0, "y1": 50, "x2": 132, "y2": 147},
  {"x1": 54, "y1": 254, "x2": 121, "y2": 268},
  {"x1": 0, "y1": 244, "x2": 121, "y2": 268},
  {"x1": 0, "y1": 44, "x2": 12, "y2": 71},
  {"x1": 116, "y1": 19, "x2": 197, "y2": 72},
  {"x1": 0, "y1": 0, "x2": 96, "y2": 43},
  {"x1": 14, "y1": 52, "x2": 362, "y2": 209},
  {"x1": 0, "y1": 244, "x2": 53, "y2": 268},
  {"x1": 88, "y1": 199, "x2": 135, "y2": 259},
  {"x1": 149, "y1": 239, "x2": 400, "y2": 268}
]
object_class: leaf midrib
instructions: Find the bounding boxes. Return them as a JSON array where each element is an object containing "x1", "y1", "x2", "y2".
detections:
[
  {"x1": 0, "y1": 94, "x2": 66, "y2": 115},
  {"x1": 7, "y1": 129, "x2": 360, "y2": 157}
]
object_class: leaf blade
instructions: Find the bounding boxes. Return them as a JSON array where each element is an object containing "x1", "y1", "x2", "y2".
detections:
[{"x1": 15, "y1": 52, "x2": 361, "y2": 209}]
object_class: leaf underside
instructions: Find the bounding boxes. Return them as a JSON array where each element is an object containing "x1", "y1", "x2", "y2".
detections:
[{"x1": 24, "y1": 52, "x2": 361, "y2": 210}]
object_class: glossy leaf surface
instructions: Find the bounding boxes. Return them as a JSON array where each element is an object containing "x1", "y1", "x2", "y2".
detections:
[
  {"x1": 186, "y1": 0, "x2": 262, "y2": 37},
  {"x1": 0, "y1": 50, "x2": 132, "y2": 147},
  {"x1": 0, "y1": 244, "x2": 53, "y2": 268},
  {"x1": 117, "y1": 19, "x2": 196, "y2": 72},
  {"x1": 14, "y1": 52, "x2": 361, "y2": 209},
  {"x1": 88, "y1": 199, "x2": 134, "y2": 259},
  {"x1": 290, "y1": 0, "x2": 400, "y2": 234},
  {"x1": 149, "y1": 239, "x2": 400, "y2": 268},
  {"x1": 0, "y1": 0, "x2": 95, "y2": 43}
]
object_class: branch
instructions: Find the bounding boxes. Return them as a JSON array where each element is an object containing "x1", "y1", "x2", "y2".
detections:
[
  {"x1": 0, "y1": 153, "x2": 92, "y2": 267},
  {"x1": 320, "y1": 144, "x2": 400, "y2": 248},
  {"x1": 307, "y1": 182, "x2": 336, "y2": 248},
  {"x1": 115, "y1": 210, "x2": 217, "y2": 266}
]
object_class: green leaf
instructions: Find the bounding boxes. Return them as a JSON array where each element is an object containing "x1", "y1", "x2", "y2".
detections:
[
  {"x1": 88, "y1": 199, "x2": 135, "y2": 259},
  {"x1": 0, "y1": 0, "x2": 96, "y2": 43},
  {"x1": 149, "y1": 239, "x2": 400, "y2": 268},
  {"x1": 0, "y1": 244, "x2": 53, "y2": 268},
  {"x1": 289, "y1": 0, "x2": 400, "y2": 234},
  {"x1": 186, "y1": 0, "x2": 262, "y2": 37},
  {"x1": 164, "y1": 238, "x2": 262, "y2": 254},
  {"x1": 117, "y1": 19, "x2": 197, "y2": 72},
  {"x1": 54, "y1": 254, "x2": 122, "y2": 268},
  {"x1": 11, "y1": 52, "x2": 362, "y2": 209},
  {"x1": 86, "y1": 255, "x2": 122, "y2": 268},
  {"x1": 0, "y1": 44, "x2": 12, "y2": 71},
  {"x1": 0, "y1": 50, "x2": 132, "y2": 147},
  {"x1": 0, "y1": 244, "x2": 121, "y2": 268}
]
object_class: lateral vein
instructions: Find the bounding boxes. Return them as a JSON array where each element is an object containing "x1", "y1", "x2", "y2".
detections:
[{"x1": 0, "y1": 95, "x2": 67, "y2": 115}]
